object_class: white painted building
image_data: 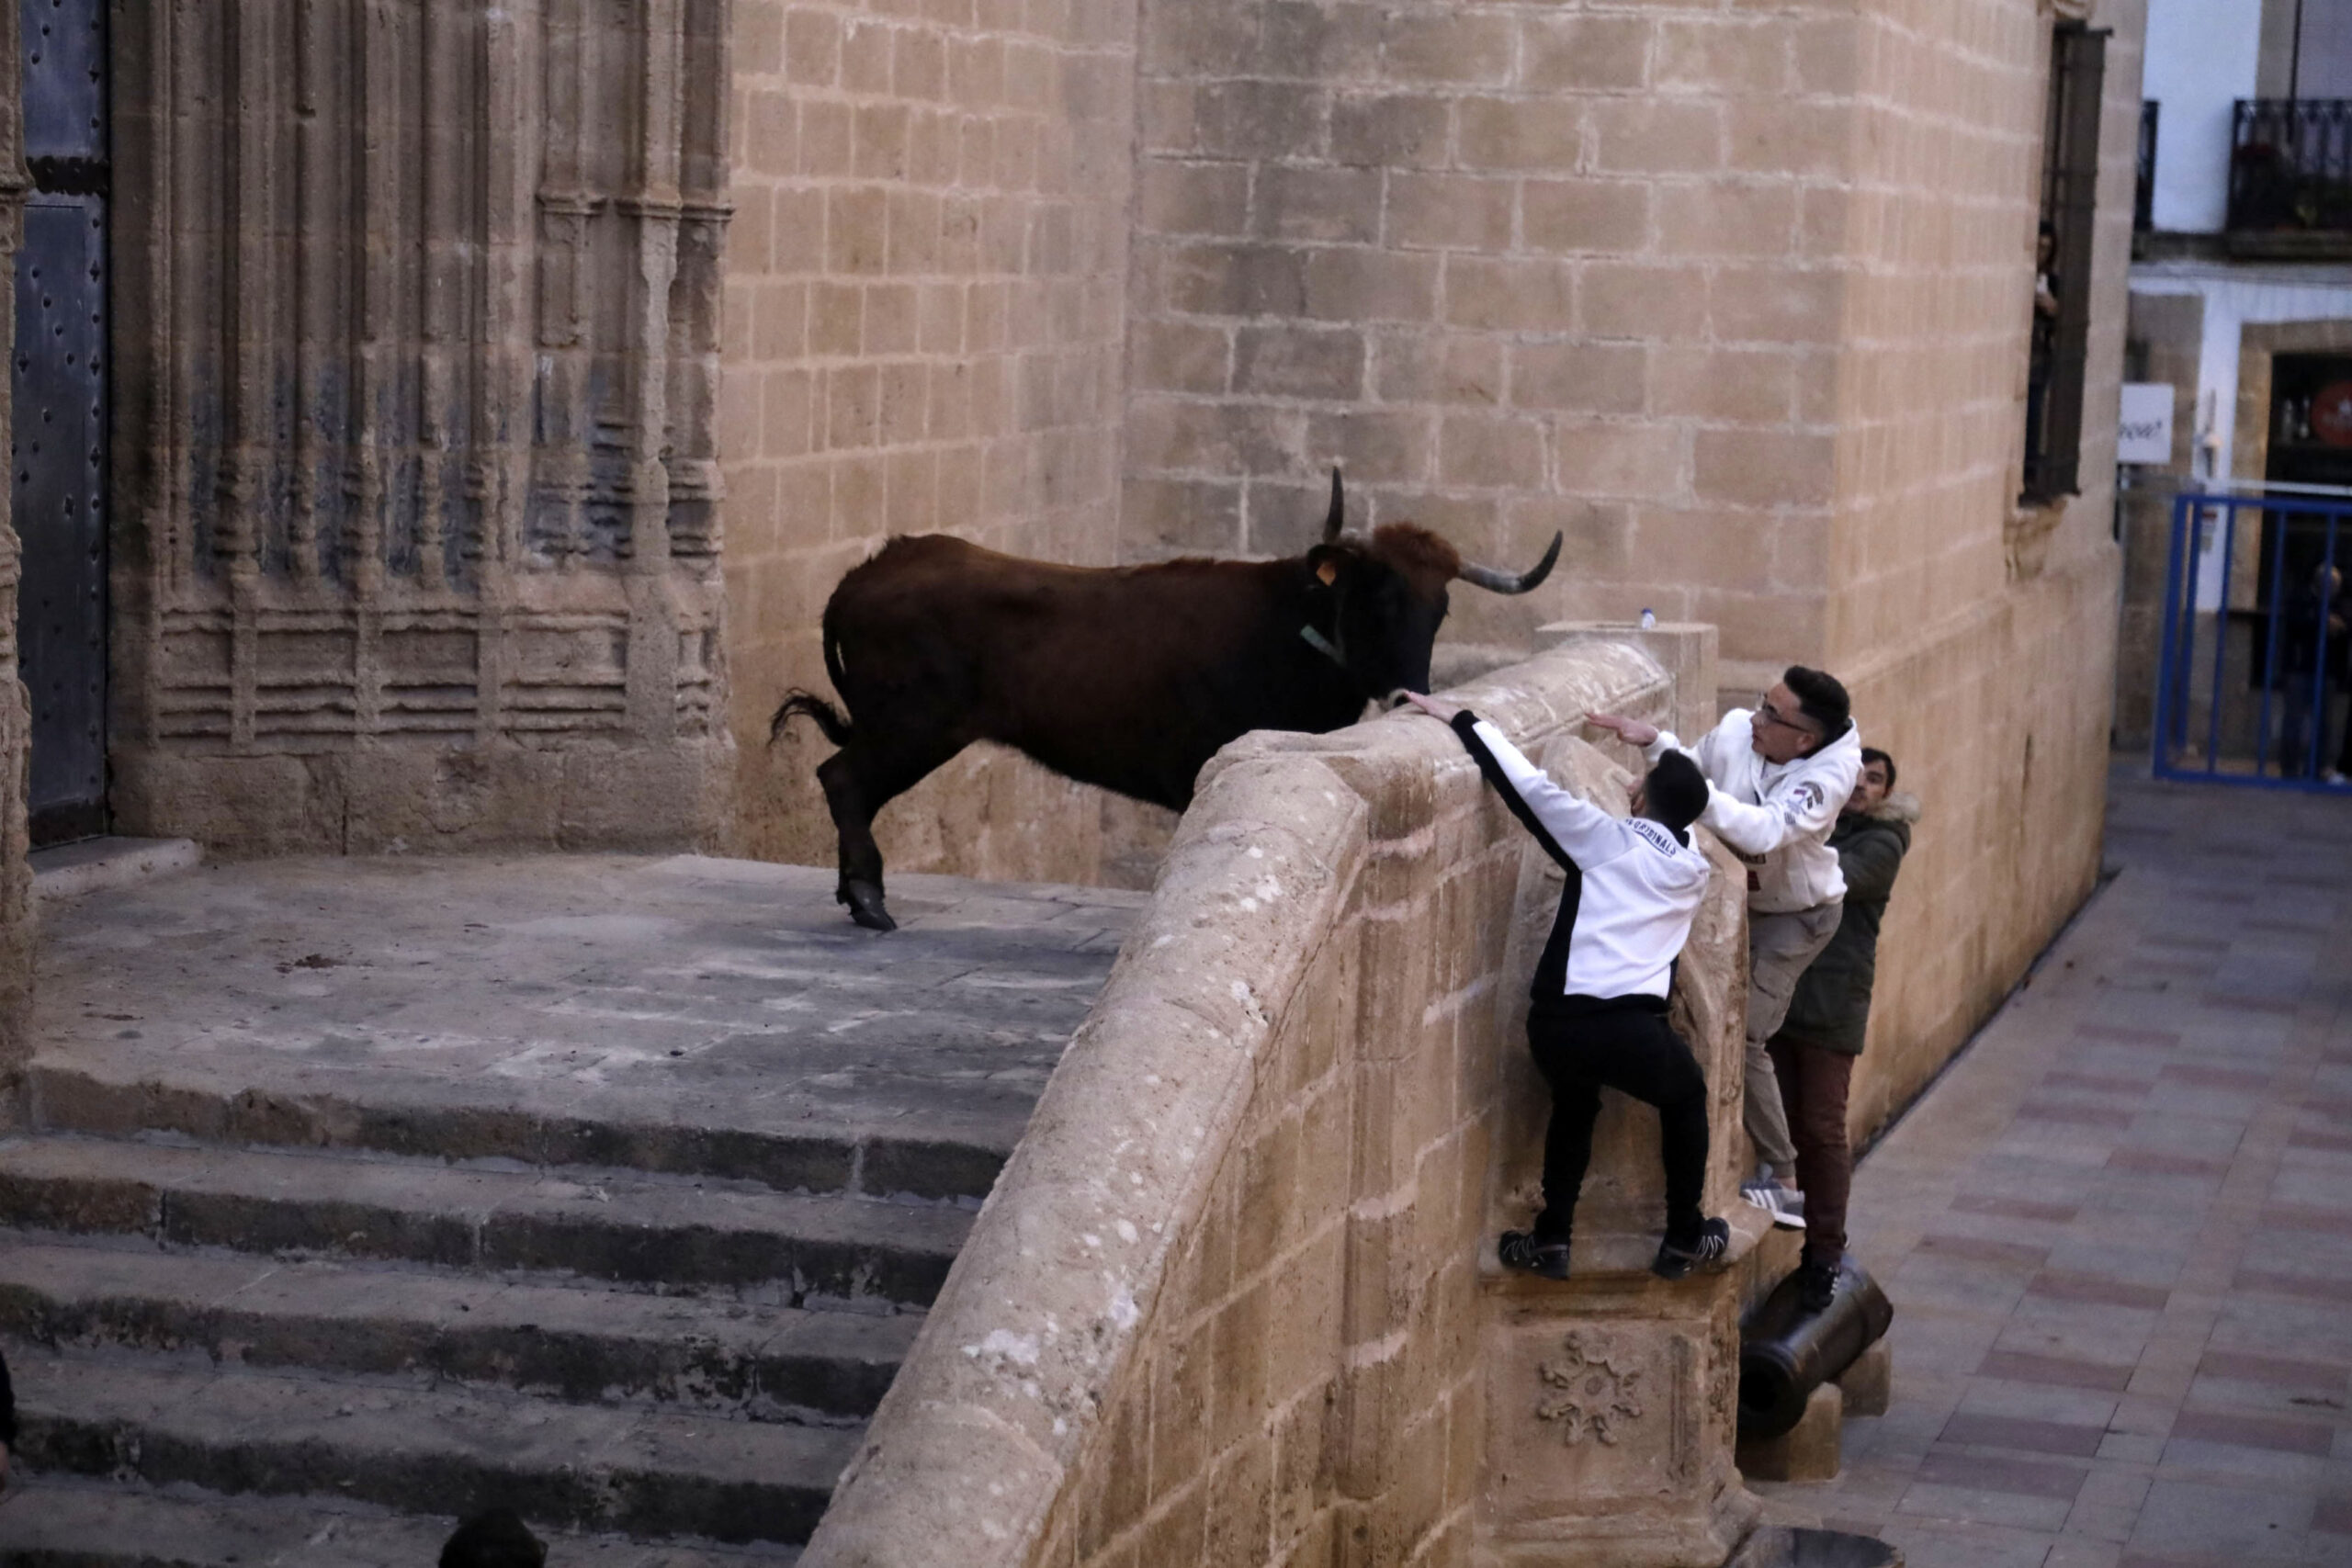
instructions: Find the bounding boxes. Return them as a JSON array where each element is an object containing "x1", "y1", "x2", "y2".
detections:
[
  {"x1": 2118, "y1": 0, "x2": 2352, "y2": 758},
  {"x1": 2134, "y1": 0, "x2": 2352, "y2": 485}
]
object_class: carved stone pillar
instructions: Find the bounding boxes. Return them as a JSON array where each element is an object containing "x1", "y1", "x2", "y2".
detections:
[{"x1": 107, "y1": 0, "x2": 733, "y2": 854}]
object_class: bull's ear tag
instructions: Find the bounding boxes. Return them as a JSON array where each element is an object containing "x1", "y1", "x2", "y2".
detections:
[{"x1": 1316, "y1": 559, "x2": 1338, "y2": 586}]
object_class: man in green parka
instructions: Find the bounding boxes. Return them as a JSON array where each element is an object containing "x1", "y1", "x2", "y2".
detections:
[{"x1": 1769, "y1": 747, "x2": 1917, "y2": 1310}]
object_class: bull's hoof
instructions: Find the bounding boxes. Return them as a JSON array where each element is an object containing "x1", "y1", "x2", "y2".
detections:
[{"x1": 841, "y1": 881, "x2": 898, "y2": 932}]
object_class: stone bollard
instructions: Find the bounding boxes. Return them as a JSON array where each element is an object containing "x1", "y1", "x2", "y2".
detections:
[
  {"x1": 1736, "y1": 1383, "x2": 1843, "y2": 1483},
  {"x1": 1541, "y1": 621, "x2": 1720, "y2": 747},
  {"x1": 1836, "y1": 1337, "x2": 1894, "y2": 1418}
]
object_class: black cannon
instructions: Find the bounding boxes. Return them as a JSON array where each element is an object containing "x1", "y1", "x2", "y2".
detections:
[
  {"x1": 1726, "y1": 1527, "x2": 1902, "y2": 1568},
  {"x1": 1737, "y1": 1253, "x2": 1894, "y2": 1439}
]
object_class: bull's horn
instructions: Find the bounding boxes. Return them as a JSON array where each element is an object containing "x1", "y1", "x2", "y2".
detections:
[
  {"x1": 1322, "y1": 467, "x2": 1345, "y2": 543},
  {"x1": 1457, "y1": 532, "x2": 1563, "y2": 594}
]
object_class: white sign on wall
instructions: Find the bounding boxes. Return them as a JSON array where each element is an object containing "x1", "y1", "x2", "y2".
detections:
[{"x1": 2118, "y1": 383, "x2": 2176, "y2": 465}]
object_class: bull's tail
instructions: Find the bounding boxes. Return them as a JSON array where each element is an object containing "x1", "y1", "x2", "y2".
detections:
[
  {"x1": 771, "y1": 690, "x2": 852, "y2": 747},
  {"x1": 771, "y1": 598, "x2": 858, "y2": 747}
]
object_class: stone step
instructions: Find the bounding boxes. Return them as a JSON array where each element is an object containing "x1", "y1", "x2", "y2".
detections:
[
  {"x1": 31, "y1": 853, "x2": 1144, "y2": 1210},
  {"x1": 0, "y1": 1474, "x2": 800, "y2": 1566},
  {"x1": 0, "y1": 1233, "x2": 916, "y2": 1419},
  {"x1": 8, "y1": 1346, "x2": 861, "y2": 1547},
  {"x1": 28, "y1": 835, "x2": 202, "y2": 904},
  {"x1": 30, "y1": 1056, "x2": 1011, "y2": 1201},
  {"x1": 0, "y1": 1135, "x2": 969, "y2": 1306}
]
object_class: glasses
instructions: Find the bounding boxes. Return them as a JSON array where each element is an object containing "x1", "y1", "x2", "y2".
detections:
[{"x1": 1755, "y1": 700, "x2": 1821, "y2": 738}]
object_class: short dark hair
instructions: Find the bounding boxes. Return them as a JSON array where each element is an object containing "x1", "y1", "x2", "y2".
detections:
[
  {"x1": 1860, "y1": 746, "x2": 1897, "y2": 790},
  {"x1": 1644, "y1": 751, "x2": 1710, "y2": 833},
  {"x1": 1782, "y1": 666, "x2": 1851, "y2": 744},
  {"x1": 441, "y1": 1511, "x2": 546, "y2": 1568}
]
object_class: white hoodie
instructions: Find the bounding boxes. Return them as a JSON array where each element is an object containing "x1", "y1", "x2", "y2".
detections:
[
  {"x1": 1453, "y1": 715, "x2": 1713, "y2": 1003},
  {"x1": 1644, "y1": 710, "x2": 1862, "y2": 914}
]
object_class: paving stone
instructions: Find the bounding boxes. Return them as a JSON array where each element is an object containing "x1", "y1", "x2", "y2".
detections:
[{"x1": 1753, "y1": 772, "x2": 2352, "y2": 1568}]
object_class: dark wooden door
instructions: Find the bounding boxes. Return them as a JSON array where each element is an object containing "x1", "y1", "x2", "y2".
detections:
[{"x1": 13, "y1": 0, "x2": 108, "y2": 845}]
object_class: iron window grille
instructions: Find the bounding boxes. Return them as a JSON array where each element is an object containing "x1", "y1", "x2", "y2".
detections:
[
  {"x1": 2228, "y1": 97, "x2": 2352, "y2": 237},
  {"x1": 2023, "y1": 22, "x2": 2107, "y2": 506}
]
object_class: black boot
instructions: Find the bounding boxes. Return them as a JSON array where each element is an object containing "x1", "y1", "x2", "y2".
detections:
[
  {"x1": 1792, "y1": 1256, "x2": 1838, "y2": 1313},
  {"x1": 1651, "y1": 1217, "x2": 1730, "y2": 1280},
  {"x1": 1498, "y1": 1230, "x2": 1571, "y2": 1280}
]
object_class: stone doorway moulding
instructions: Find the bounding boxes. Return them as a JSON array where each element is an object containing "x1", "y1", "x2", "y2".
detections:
[
  {"x1": 105, "y1": 0, "x2": 735, "y2": 854},
  {"x1": 2234, "y1": 317, "x2": 2352, "y2": 492}
]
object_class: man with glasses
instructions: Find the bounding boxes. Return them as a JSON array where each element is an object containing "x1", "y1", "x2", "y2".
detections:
[{"x1": 1589, "y1": 667, "x2": 1863, "y2": 1227}]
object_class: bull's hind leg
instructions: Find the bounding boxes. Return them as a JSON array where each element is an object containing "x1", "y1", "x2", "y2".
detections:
[
  {"x1": 815, "y1": 749, "x2": 897, "y2": 931},
  {"x1": 815, "y1": 733, "x2": 967, "y2": 931}
]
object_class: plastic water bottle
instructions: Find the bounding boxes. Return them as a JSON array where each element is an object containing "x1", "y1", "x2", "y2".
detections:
[{"x1": 1639, "y1": 607, "x2": 1657, "y2": 629}]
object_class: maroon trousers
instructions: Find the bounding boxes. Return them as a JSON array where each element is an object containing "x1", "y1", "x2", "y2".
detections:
[{"x1": 1767, "y1": 1036, "x2": 1854, "y2": 1268}]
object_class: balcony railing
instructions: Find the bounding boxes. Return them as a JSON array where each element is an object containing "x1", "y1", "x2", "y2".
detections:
[{"x1": 2228, "y1": 97, "x2": 2352, "y2": 253}]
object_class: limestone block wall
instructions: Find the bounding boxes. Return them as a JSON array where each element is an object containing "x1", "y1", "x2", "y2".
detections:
[
  {"x1": 0, "y1": 18, "x2": 30, "y2": 1109},
  {"x1": 1121, "y1": 0, "x2": 1860, "y2": 654},
  {"x1": 1112, "y1": 0, "x2": 2148, "y2": 1159},
  {"x1": 720, "y1": 0, "x2": 1143, "y2": 880},
  {"x1": 1823, "y1": 0, "x2": 2144, "y2": 1140},
  {"x1": 802, "y1": 637, "x2": 1761, "y2": 1568},
  {"x1": 107, "y1": 0, "x2": 735, "y2": 854}
]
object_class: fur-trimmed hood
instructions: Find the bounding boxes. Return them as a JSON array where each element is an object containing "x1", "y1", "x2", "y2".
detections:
[{"x1": 1856, "y1": 790, "x2": 1921, "y2": 827}]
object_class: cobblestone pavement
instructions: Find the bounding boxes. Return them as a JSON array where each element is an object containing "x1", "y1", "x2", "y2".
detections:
[{"x1": 1753, "y1": 768, "x2": 2352, "y2": 1568}]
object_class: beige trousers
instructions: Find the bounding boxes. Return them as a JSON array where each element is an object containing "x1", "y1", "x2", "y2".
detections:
[{"x1": 1744, "y1": 901, "x2": 1844, "y2": 1178}]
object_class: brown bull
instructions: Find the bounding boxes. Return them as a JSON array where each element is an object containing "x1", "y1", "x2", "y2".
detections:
[{"x1": 773, "y1": 472, "x2": 1560, "y2": 931}]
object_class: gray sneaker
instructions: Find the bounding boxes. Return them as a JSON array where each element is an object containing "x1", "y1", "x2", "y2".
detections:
[{"x1": 1740, "y1": 1178, "x2": 1806, "y2": 1230}]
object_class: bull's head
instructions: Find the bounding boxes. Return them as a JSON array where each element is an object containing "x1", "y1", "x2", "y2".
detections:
[{"x1": 1302, "y1": 468, "x2": 1563, "y2": 699}]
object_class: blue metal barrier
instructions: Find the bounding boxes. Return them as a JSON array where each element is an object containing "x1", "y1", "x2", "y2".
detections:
[{"x1": 2154, "y1": 491, "x2": 2351, "y2": 790}]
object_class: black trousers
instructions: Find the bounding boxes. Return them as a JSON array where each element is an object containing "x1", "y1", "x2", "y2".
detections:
[{"x1": 1527, "y1": 998, "x2": 1711, "y2": 1247}]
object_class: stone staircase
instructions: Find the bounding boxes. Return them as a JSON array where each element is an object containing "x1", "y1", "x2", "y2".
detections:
[{"x1": 0, "y1": 852, "x2": 1143, "y2": 1562}]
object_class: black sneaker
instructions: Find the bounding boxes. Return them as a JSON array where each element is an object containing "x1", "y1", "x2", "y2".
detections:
[
  {"x1": 1792, "y1": 1257, "x2": 1838, "y2": 1313},
  {"x1": 1651, "y1": 1217, "x2": 1731, "y2": 1280},
  {"x1": 1498, "y1": 1229, "x2": 1571, "y2": 1280}
]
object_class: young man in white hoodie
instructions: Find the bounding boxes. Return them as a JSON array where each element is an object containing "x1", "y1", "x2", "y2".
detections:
[
  {"x1": 1405, "y1": 690, "x2": 1732, "y2": 1283},
  {"x1": 1589, "y1": 667, "x2": 1862, "y2": 1225}
]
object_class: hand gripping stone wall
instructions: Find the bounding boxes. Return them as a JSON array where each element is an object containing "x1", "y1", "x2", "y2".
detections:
[
  {"x1": 106, "y1": 0, "x2": 735, "y2": 853},
  {"x1": 803, "y1": 635, "x2": 1762, "y2": 1568}
]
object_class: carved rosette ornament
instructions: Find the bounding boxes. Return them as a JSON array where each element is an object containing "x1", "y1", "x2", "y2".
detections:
[{"x1": 1534, "y1": 1331, "x2": 1645, "y2": 1445}]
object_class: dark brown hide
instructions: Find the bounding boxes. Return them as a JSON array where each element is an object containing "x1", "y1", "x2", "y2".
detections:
[{"x1": 775, "y1": 497, "x2": 1554, "y2": 930}]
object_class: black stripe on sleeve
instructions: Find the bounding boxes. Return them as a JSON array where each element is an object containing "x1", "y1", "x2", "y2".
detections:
[{"x1": 1450, "y1": 709, "x2": 1575, "y2": 872}]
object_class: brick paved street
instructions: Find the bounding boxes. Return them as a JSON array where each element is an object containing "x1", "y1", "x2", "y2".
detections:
[{"x1": 1752, "y1": 769, "x2": 2352, "y2": 1568}]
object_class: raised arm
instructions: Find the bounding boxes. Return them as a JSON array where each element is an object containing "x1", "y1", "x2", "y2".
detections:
[{"x1": 1447, "y1": 713, "x2": 1630, "y2": 872}]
